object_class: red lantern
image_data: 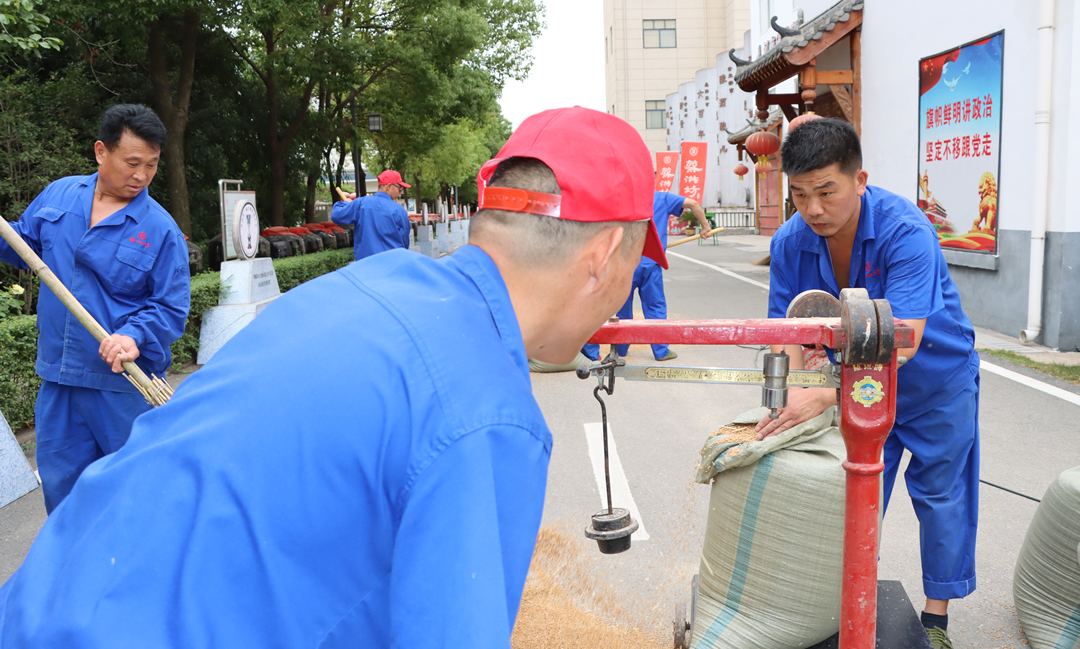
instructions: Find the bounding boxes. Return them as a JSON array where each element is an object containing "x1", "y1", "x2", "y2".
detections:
[
  {"x1": 745, "y1": 130, "x2": 781, "y2": 169},
  {"x1": 756, "y1": 161, "x2": 772, "y2": 177},
  {"x1": 789, "y1": 112, "x2": 822, "y2": 131},
  {"x1": 734, "y1": 163, "x2": 749, "y2": 180}
]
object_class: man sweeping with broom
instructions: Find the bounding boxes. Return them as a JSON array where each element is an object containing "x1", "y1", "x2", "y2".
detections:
[{"x1": 0, "y1": 104, "x2": 190, "y2": 514}]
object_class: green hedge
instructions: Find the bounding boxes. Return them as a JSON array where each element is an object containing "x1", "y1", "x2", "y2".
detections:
[
  {"x1": 273, "y1": 248, "x2": 353, "y2": 292},
  {"x1": 0, "y1": 315, "x2": 40, "y2": 429},
  {"x1": 0, "y1": 249, "x2": 356, "y2": 429}
]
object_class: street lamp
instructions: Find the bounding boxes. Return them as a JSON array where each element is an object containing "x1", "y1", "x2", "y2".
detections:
[{"x1": 351, "y1": 108, "x2": 384, "y2": 196}]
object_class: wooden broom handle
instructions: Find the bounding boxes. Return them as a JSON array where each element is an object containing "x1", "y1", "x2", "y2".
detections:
[{"x1": 667, "y1": 227, "x2": 724, "y2": 248}]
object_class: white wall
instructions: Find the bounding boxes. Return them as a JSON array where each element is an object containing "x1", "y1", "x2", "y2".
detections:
[
  {"x1": 664, "y1": 51, "x2": 756, "y2": 209},
  {"x1": 860, "y1": 0, "x2": 1049, "y2": 233}
]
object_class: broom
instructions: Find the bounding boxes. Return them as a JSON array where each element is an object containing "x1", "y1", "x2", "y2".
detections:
[{"x1": 0, "y1": 216, "x2": 174, "y2": 406}]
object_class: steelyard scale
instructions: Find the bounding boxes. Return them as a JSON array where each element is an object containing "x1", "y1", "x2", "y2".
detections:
[{"x1": 577, "y1": 288, "x2": 929, "y2": 649}]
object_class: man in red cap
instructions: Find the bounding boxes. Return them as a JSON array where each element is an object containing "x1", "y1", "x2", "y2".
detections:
[
  {"x1": 0, "y1": 107, "x2": 666, "y2": 648},
  {"x1": 332, "y1": 169, "x2": 413, "y2": 260}
]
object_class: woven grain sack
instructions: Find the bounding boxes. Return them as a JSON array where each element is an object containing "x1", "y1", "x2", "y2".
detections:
[
  {"x1": 691, "y1": 406, "x2": 845, "y2": 649},
  {"x1": 1013, "y1": 466, "x2": 1080, "y2": 649}
]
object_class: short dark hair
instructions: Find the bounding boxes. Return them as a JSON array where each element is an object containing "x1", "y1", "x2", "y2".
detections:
[
  {"x1": 98, "y1": 104, "x2": 167, "y2": 150},
  {"x1": 780, "y1": 118, "x2": 861, "y2": 177}
]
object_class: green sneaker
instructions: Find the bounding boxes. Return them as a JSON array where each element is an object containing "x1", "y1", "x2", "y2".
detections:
[
  {"x1": 926, "y1": 627, "x2": 954, "y2": 649},
  {"x1": 656, "y1": 350, "x2": 678, "y2": 362}
]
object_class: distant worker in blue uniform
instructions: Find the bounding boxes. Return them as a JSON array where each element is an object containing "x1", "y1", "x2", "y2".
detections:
[
  {"x1": 754, "y1": 118, "x2": 979, "y2": 649},
  {"x1": 0, "y1": 107, "x2": 669, "y2": 647},
  {"x1": 0, "y1": 104, "x2": 190, "y2": 514},
  {"x1": 584, "y1": 189, "x2": 710, "y2": 362},
  {"x1": 332, "y1": 169, "x2": 412, "y2": 260}
]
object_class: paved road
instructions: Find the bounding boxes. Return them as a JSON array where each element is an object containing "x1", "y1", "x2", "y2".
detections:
[
  {"x1": 4, "y1": 235, "x2": 1079, "y2": 648},
  {"x1": 531, "y1": 236, "x2": 1080, "y2": 647}
]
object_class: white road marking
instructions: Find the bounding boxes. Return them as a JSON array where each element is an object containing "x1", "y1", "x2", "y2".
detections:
[
  {"x1": 980, "y1": 361, "x2": 1080, "y2": 407},
  {"x1": 666, "y1": 252, "x2": 1080, "y2": 409},
  {"x1": 34, "y1": 470, "x2": 40, "y2": 484},
  {"x1": 665, "y1": 248, "x2": 1080, "y2": 406},
  {"x1": 584, "y1": 423, "x2": 649, "y2": 541},
  {"x1": 667, "y1": 251, "x2": 771, "y2": 290}
]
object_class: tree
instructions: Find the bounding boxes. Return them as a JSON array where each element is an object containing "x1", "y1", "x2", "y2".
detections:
[
  {"x1": 148, "y1": 8, "x2": 199, "y2": 236},
  {"x1": 219, "y1": 0, "x2": 542, "y2": 226},
  {"x1": 0, "y1": 0, "x2": 62, "y2": 55}
]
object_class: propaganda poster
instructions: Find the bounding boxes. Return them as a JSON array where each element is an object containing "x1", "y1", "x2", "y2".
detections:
[{"x1": 917, "y1": 31, "x2": 1004, "y2": 253}]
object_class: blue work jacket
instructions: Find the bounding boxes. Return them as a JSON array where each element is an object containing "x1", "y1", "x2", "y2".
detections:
[
  {"x1": 640, "y1": 191, "x2": 686, "y2": 271},
  {"x1": 0, "y1": 245, "x2": 552, "y2": 648},
  {"x1": 0, "y1": 174, "x2": 190, "y2": 392},
  {"x1": 768, "y1": 185, "x2": 979, "y2": 422},
  {"x1": 331, "y1": 191, "x2": 411, "y2": 260}
]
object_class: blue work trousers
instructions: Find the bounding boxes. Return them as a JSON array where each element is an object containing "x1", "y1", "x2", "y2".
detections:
[
  {"x1": 882, "y1": 375, "x2": 980, "y2": 601},
  {"x1": 584, "y1": 264, "x2": 668, "y2": 361},
  {"x1": 35, "y1": 381, "x2": 151, "y2": 514}
]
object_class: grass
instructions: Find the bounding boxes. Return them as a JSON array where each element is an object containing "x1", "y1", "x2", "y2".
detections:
[
  {"x1": 20, "y1": 441, "x2": 34, "y2": 452},
  {"x1": 983, "y1": 349, "x2": 1080, "y2": 386}
]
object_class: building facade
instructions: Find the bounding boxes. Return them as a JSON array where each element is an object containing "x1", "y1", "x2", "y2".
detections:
[
  {"x1": 664, "y1": 0, "x2": 1079, "y2": 349},
  {"x1": 603, "y1": 0, "x2": 751, "y2": 156},
  {"x1": 664, "y1": 50, "x2": 758, "y2": 212}
]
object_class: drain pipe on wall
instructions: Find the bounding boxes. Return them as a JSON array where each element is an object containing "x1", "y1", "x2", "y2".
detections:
[{"x1": 1021, "y1": 0, "x2": 1056, "y2": 344}]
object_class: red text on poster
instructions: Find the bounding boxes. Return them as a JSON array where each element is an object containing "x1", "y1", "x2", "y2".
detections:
[
  {"x1": 678, "y1": 142, "x2": 707, "y2": 203},
  {"x1": 655, "y1": 152, "x2": 679, "y2": 192}
]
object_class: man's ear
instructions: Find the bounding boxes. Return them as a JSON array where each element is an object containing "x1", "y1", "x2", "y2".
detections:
[
  {"x1": 583, "y1": 225, "x2": 626, "y2": 290},
  {"x1": 94, "y1": 141, "x2": 108, "y2": 166},
  {"x1": 855, "y1": 169, "x2": 869, "y2": 196}
]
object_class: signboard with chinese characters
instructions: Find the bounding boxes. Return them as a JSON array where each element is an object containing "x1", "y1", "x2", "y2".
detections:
[
  {"x1": 917, "y1": 31, "x2": 1003, "y2": 254},
  {"x1": 678, "y1": 142, "x2": 707, "y2": 204},
  {"x1": 655, "y1": 152, "x2": 679, "y2": 192}
]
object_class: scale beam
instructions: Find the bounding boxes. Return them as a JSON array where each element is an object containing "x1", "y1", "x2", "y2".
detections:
[{"x1": 610, "y1": 364, "x2": 839, "y2": 388}]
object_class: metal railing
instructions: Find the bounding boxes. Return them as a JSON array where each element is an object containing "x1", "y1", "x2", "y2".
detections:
[{"x1": 709, "y1": 210, "x2": 756, "y2": 229}]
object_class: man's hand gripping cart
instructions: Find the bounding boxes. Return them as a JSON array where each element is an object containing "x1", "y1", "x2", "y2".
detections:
[{"x1": 576, "y1": 288, "x2": 915, "y2": 649}]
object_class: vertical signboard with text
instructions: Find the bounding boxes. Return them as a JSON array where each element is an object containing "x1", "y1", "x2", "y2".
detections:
[
  {"x1": 655, "y1": 152, "x2": 679, "y2": 192},
  {"x1": 917, "y1": 32, "x2": 1003, "y2": 254},
  {"x1": 678, "y1": 142, "x2": 707, "y2": 204}
]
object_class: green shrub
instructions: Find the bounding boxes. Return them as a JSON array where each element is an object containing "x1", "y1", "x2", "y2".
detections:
[
  {"x1": 0, "y1": 316, "x2": 41, "y2": 429},
  {"x1": 273, "y1": 248, "x2": 353, "y2": 291}
]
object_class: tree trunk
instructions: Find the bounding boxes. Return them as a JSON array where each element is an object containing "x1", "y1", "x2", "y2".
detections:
[
  {"x1": 336, "y1": 142, "x2": 347, "y2": 191},
  {"x1": 148, "y1": 10, "x2": 198, "y2": 237},
  {"x1": 304, "y1": 168, "x2": 318, "y2": 222}
]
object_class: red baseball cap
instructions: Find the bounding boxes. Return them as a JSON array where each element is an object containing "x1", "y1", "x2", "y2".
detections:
[
  {"x1": 476, "y1": 107, "x2": 667, "y2": 269},
  {"x1": 377, "y1": 170, "x2": 411, "y2": 188}
]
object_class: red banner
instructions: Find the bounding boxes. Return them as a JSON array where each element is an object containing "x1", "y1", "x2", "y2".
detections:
[
  {"x1": 655, "y1": 152, "x2": 679, "y2": 192},
  {"x1": 678, "y1": 142, "x2": 707, "y2": 203}
]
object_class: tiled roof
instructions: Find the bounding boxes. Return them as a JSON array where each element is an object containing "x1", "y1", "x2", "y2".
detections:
[
  {"x1": 726, "y1": 107, "x2": 784, "y2": 145},
  {"x1": 732, "y1": 0, "x2": 864, "y2": 89}
]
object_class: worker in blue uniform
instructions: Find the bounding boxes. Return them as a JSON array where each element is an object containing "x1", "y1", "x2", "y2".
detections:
[
  {"x1": 0, "y1": 104, "x2": 190, "y2": 514},
  {"x1": 332, "y1": 169, "x2": 412, "y2": 260},
  {"x1": 583, "y1": 190, "x2": 709, "y2": 362},
  {"x1": 0, "y1": 106, "x2": 670, "y2": 647},
  {"x1": 754, "y1": 118, "x2": 979, "y2": 649}
]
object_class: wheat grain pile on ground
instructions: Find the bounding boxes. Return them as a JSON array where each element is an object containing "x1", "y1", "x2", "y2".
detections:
[{"x1": 512, "y1": 526, "x2": 668, "y2": 649}]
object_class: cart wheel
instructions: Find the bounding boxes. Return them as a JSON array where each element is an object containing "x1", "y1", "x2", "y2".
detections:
[{"x1": 674, "y1": 602, "x2": 690, "y2": 649}]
